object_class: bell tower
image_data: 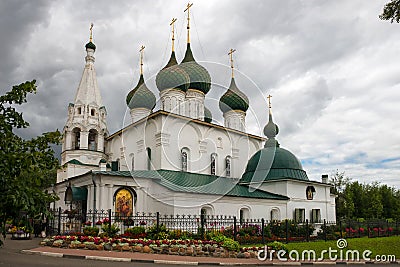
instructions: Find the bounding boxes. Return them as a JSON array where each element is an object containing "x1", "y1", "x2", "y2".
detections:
[{"x1": 61, "y1": 23, "x2": 108, "y2": 170}]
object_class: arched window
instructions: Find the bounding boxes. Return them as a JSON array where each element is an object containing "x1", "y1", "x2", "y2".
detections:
[
  {"x1": 225, "y1": 156, "x2": 231, "y2": 177},
  {"x1": 131, "y1": 154, "x2": 134, "y2": 171},
  {"x1": 146, "y1": 148, "x2": 151, "y2": 170},
  {"x1": 72, "y1": 127, "x2": 81, "y2": 149},
  {"x1": 114, "y1": 188, "x2": 136, "y2": 218},
  {"x1": 239, "y1": 207, "x2": 250, "y2": 224},
  {"x1": 271, "y1": 208, "x2": 280, "y2": 221},
  {"x1": 91, "y1": 109, "x2": 95, "y2": 116},
  {"x1": 181, "y1": 148, "x2": 189, "y2": 172},
  {"x1": 210, "y1": 153, "x2": 217, "y2": 175},
  {"x1": 77, "y1": 107, "x2": 81, "y2": 115},
  {"x1": 88, "y1": 129, "x2": 98, "y2": 151}
]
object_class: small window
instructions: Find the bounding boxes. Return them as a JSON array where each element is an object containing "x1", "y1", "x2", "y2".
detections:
[
  {"x1": 91, "y1": 109, "x2": 95, "y2": 116},
  {"x1": 210, "y1": 153, "x2": 217, "y2": 175},
  {"x1": 131, "y1": 155, "x2": 134, "y2": 171},
  {"x1": 182, "y1": 151, "x2": 188, "y2": 172},
  {"x1": 225, "y1": 156, "x2": 231, "y2": 177},
  {"x1": 146, "y1": 148, "x2": 151, "y2": 170},
  {"x1": 77, "y1": 107, "x2": 81, "y2": 114},
  {"x1": 311, "y1": 209, "x2": 321, "y2": 223},
  {"x1": 111, "y1": 159, "x2": 120, "y2": 171},
  {"x1": 294, "y1": 208, "x2": 306, "y2": 223},
  {"x1": 239, "y1": 208, "x2": 250, "y2": 224}
]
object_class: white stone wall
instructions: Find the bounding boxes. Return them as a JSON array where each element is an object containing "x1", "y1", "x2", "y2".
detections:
[{"x1": 106, "y1": 112, "x2": 263, "y2": 178}]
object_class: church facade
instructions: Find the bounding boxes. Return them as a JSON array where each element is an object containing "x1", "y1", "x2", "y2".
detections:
[{"x1": 53, "y1": 15, "x2": 336, "y2": 224}]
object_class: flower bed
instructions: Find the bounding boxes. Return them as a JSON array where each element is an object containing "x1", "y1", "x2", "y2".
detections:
[{"x1": 40, "y1": 235, "x2": 263, "y2": 258}]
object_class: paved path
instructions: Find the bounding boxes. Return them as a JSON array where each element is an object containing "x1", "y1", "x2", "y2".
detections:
[{"x1": 2, "y1": 237, "x2": 400, "y2": 266}]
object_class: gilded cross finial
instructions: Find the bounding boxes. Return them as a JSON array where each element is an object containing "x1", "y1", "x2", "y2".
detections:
[
  {"x1": 170, "y1": 18, "x2": 177, "y2": 52},
  {"x1": 267, "y1": 94, "x2": 272, "y2": 110},
  {"x1": 139, "y1": 45, "x2": 145, "y2": 75},
  {"x1": 228, "y1": 48, "x2": 236, "y2": 78},
  {"x1": 184, "y1": 3, "x2": 193, "y2": 44},
  {"x1": 89, "y1": 23, "x2": 94, "y2": 42}
]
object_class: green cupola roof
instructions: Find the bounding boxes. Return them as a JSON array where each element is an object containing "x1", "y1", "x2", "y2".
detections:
[
  {"x1": 179, "y1": 44, "x2": 211, "y2": 94},
  {"x1": 204, "y1": 106, "x2": 212, "y2": 123},
  {"x1": 126, "y1": 74, "x2": 156, "y2": 110},
  {"x1": 156, "y1": 52, "x2": 190, "y2": 92},
  {"x1": 219, "y1": 78, "x2": 249, "y2": 113},
  {"x1": 85, "y1": 41, "x2": 96, "y2": 51},
  {"x1": 240, "y1": 103, "x2": 308, "y2": 184}
]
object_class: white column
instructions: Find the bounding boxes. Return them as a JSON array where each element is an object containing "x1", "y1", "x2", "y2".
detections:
[
  {"x1": 80, "y1": 131, "x2": 89, "y2": 149},
  {"x1": 65, "y1": 131, "x2": 72, "y2": 150},
  {"x1": 107, "y1": 185, "x2": 113, "y2": 211},
  {"x1": 98, "y1": 183, "x2": 104, "y2": 210},
  {"x1": 87, "y1": 185, "x2": 93, "y2": 211}
]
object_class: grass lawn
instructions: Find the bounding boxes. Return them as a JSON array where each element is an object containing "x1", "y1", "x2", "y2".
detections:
[{"x1": 243, "y1": 236, "x2": 400, "y2": 260}]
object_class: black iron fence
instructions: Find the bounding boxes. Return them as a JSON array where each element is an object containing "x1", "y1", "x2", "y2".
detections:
[{"x1": 45, "y1": 208, "x2": 400, "y2": 244}]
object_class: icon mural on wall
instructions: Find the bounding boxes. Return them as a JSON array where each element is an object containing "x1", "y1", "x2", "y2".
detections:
[
  {"x1": 306, "y1": 186, "x2": 315, "y2": 200},
  {"x1": 115, "y1": 189, "x2": 133, "y2": 217}
]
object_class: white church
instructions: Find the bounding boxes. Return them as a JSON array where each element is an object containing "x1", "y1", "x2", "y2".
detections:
[{"x1": 54, "y1": 10, "x2": 336, "y2": 224}]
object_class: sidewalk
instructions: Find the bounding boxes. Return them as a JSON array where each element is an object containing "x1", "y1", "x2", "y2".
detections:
[{"x1": 4, "y1": 238, "x2": 400, "y2": 265}]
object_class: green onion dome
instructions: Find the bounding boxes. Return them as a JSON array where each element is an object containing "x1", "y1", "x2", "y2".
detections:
[
  {"x1": 204, "y1": 106, "x2": 212, "y2": 123},
  {"x1": 85, "y1": 41, "x2": 96, "y2": 51},
  {"x1": 264, "y1": 113, "x2": 279, "y2": 138},
  {"x1": 179, "y1": 44, "x2": 211, "y2": 94},
  {"x1": 156, "y1": 52, "x2": 190, "y2": 92},
  {"x1": 126, "y1": 74, "x2": 156, "y2": 110},
  {"x1": 219, "y1": 78, "x2": 249, "y2": 113}
]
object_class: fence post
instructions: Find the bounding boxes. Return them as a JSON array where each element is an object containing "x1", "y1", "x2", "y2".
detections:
[
  {"x1": 156, "y1": 212, "x2": 160, "y2": 233},
  {"x1": 57, "y1": 207, "x2": 61, "y2": 235},
  {"x1": 261, "y1": 218, "x2": 265, "y2": 244},
  {"x1": 233, "y1": 216, "x2": 237, "y2": 241},
  {"x1": 286, "y1": 219, "x2": 289, "y2": 244},
  {"x1": 306, "y1": 219, "x2": 310, "y2": 242},
  {"x1": 108, "y1": 209, "x2": 112, "y2": 236},
  {"x1": 201, "y1": 214, "x2": 206, "y2": 239},
  {"x1": 324, "y1": 219, "x2": 327, "y2": 242}
]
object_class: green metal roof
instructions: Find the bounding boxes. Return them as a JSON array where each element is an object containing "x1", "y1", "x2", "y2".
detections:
[
  {"x1": 66, "y1": 159, "x2": 98, "y2": 167},
  {"x1": 204, "y1": 106, "x2": 212, "y2": 123},
  {"x1": 241, "y1": 147, "x2": 309, "y2": 184},
  {"x1": 65, "y1": 186, "x2": 88, "y2": 201},
  {"x1": 92, "y1": 169, "x2": 288, "y2": 200}
]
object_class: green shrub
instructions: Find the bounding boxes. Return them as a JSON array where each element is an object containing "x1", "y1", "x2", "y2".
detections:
[
  {"x1": 125, "y1": 226, "x2": 145, "y2": 235},
  {"x1": 101, "y1": 223, "x2": 120, "y2": 237},
  {"x1": 146, "y1": 224, "x2": 169, "y2": 240},
  {"x1": 83, "y1": 226, "x2": 99, "y2": 237},
  {"x1": 209, "y1": 232, "x2": 227, "y2": 243},
  {"x1": 268, "y1": 241, "x2": 288, "y2": 253},
  {"x1": 222, "y1": 238, "x2": 240, "y2": 251}
]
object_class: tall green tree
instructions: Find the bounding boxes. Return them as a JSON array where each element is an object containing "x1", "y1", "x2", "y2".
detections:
[
  {"x1": 0, "y1": 80, "x2": 61, "y2": 246},
  {"x1": 330, "y1": 170, "x2": 351, "y2": 220},
  {"x1": 380, "y1": 0, "x2": 400, "y2": 23}
]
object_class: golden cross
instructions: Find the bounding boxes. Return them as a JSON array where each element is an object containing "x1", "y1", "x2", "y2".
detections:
[
  {"x1": 170, "y1": 18, "x2": 177, "y2": 52},
  {"x1": 228, "y1": 48, "x2": 236, "y2": 78},
  {"x1": 267, "y1": 94, "x2": 272, "y2": 109},
  {"x1": 184, "y1": 3, "x2": 193, "y2": 43},
  {"x1": 139, "y1": 45, "x2": 145, "y2": 75},
  {"x1": 89, "y1": 23, "x2": 94, "y2": 42}
]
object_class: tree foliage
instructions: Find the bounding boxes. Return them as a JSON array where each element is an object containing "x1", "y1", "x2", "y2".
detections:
[
  {"x1": 0, "y1": 80, "x2": 61, "y2": 246},
  {"x1": 331, "y1": 171, "x2": 400, "y2": 220},
  {"x1": 380, "y1": 0, "x2": 400, "y2": 23}
]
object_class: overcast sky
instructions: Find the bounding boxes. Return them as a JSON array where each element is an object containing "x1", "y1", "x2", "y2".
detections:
[{"x1": 1, "y1": 0, "x2": 399, "y2": 188}]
